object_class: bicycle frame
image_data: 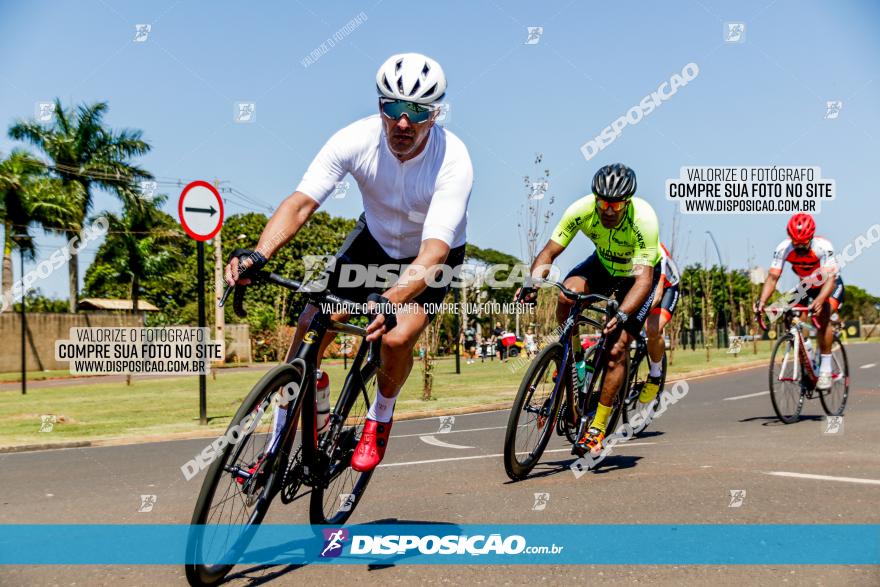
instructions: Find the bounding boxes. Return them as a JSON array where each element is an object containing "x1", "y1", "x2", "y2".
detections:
[
  {"x1": 776, "y1": 308, "x2": 818, "y2": 388},
  {"x1": 538, "y1": 288, "x2": 616, "y2": 441},
  {"x1": 223, "y1": 271, "x2": 382, "y2": 494}
]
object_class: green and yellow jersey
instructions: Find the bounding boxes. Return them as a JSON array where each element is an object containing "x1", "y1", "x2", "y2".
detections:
[{"x1": 551, "y1": 194, "x2": 661, "y2": 277}]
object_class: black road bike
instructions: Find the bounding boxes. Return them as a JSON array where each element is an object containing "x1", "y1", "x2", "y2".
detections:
[
  {"x1": 503, "y1": 282, "x2": 629, "y2": 480},
  {"x1": 185, "y1": 271, "x2": 391, "y2": 586}
]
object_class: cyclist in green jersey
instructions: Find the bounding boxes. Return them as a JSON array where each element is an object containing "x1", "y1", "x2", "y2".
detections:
[{"x1": 519, "y1": 163, "x2": 661, "y2": 456}]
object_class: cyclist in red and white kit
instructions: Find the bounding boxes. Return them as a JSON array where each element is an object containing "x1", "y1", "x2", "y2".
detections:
[
  {"x1": 640, "y1": 243, "x2": 680, "y2": 405},
  {"x1": 755, "y1": 213, "x2": 845, "y2": 390}
]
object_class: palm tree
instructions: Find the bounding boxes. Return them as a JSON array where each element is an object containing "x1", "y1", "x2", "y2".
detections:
[
  {"x1": 9, "y1": 100, "x2": 152, "y2": 312},
  {"x1": 91, "y1": 193, "x2": 178, "y2": 312},
  {"x1": 0, "y1": 150, "x2": 81, "y2": 309}
]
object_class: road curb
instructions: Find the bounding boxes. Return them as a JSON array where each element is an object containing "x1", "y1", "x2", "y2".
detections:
[
  {"x1": 0, "y1": 440, "x2": 92, "y2": 454},
  {"x1": 0, "y1": 357, "x2": 771, "y2": 454}
]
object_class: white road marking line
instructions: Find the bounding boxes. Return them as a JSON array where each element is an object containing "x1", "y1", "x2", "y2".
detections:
[
  {"x1": 765, "y1": 471, "x2": 880, "y2": 486},
  {"x1": 392, "y1": 425, "x2": 506, "y2": 439},
  {"x1": 723, "y1": 390, "x2": 770, "y2": 401},
  {"x1": 419, "y1": 435, "x2": 474, "y2": 450},
  {"x1": 860, "y1": 363, "x2": 876, "y2": 369},
  {"x1": 380, "y1": 442, "x2": 658, "y2": 468}
]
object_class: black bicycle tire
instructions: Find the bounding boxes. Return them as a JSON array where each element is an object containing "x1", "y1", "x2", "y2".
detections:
[
  {"x1": 185, "y1": 363, "x2": 305, "y2": 587},
  {"x1": 623, "y1": 351, "x2": 667, "y2": 434},
  {"x1": 769, "y1": 334, "x2": 804, "y2": 424},
  {"x1": 819, "y1": 335, "x2": 849, "y2": 416},
  {"x1": 308, "y1": 368, "x2": 378, "y2": 525},
  {"x1": 503, "y1": 342, "x2": 564, "y2": 480}
]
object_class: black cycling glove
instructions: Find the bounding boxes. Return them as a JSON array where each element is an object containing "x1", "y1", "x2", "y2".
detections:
[
  {"x1": 367, "y1": 292, "x2": 398, "y2": 332},
  {"x1": 229, "y1": 248, "x2": 268, "y2": 281}
]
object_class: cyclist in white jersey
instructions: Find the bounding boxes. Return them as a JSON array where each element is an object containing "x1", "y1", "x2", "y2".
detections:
[{"x1": 225, "y1": 53, "x2": 473, "y2": 472}]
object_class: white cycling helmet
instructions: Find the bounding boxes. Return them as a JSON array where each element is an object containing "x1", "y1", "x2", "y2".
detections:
[{"x1": 375, "y1": 53, "x2": 447, "y2": 104}]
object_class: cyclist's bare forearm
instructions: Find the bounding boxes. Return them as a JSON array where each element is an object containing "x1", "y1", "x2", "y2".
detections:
[
  {"x1": 759, "y1": 273, "x2": 780, "y2": 306},
  {"x1": 814, "y1": 268, "x2": 837, "y2": 303},
  {"x1": 383, "y1": 238, "x2": 450, "y2": 304},
  {"x1": 530, "y1": 241, "x2": 565, "y2": 279},
  {"x1": 255, "y1": 192, "x2": 319, "y2": 259}
]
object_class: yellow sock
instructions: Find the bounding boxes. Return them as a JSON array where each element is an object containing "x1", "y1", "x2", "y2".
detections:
[{"x1": 590, "y1": 403, "x2": 613, "y2": 433}]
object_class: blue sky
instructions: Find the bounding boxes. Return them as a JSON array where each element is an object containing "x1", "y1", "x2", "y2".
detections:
[{"x1": 2, "y1": 0, "x2": 879, "y2": 298}]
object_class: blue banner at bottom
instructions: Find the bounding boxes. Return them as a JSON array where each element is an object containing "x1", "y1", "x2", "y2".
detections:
[{"x1": 0, "y1": 524, "x2": 877, "y2": 565}]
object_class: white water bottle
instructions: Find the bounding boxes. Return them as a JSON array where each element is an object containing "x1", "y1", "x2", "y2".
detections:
[{"x1": 804, "y1": 337, "x2": 816, "y2": 369}]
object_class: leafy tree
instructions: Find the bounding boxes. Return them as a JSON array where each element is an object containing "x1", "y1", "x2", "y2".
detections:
[
  {"x1": 9, "y1": 100, "x2": 152, "y2": 312},
  {"x1": 85, "y1": 193, "x2": 180, "y2": 312},
  {"x1": 0, "y1": 150, "x2": 80, "y2": 306},
  {"x1": 12, "y1": 289, "x2": 68, "y2": 313}
]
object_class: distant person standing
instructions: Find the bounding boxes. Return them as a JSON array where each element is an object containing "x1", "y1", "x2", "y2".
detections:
[
  {"x1": 463, "y1": 323, "x2": 477, "y2": 364},
  {"x1": 493, "y1": 321, "x2": 506, "y2": 362}
]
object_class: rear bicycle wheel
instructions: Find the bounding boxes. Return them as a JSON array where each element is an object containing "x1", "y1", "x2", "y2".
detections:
[
  {"x1": 503, "y1": 342, "x2": 564, "y2": 480},
  {"x1": 819, "y1": 336, "x2": 849, "y2": 416},
  {"x1": 769, "y1": 334, "x2": 804, "y2": 424},
  {"x1": 308, "y1": 367, "x2": 377, "y2": 525},
  {"x1": 186, "y1": 363, "x2": 305, "y2": 587},
  {"x1": 624, "y1": 352, "x2": 667, "y2": 435}
]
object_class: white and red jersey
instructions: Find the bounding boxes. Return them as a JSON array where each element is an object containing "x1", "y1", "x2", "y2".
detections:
[
  {"x1": 768, "y1": 236, "x2": 838, "y2": 279},
  {"x1": 659, "y1": 243, "x2": 680, "y2": 287}
]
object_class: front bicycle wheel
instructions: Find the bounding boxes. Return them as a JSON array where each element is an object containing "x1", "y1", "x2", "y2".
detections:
[
  {"x1": 503, "y1": 342, "x2": 564, "y2": 480},
  {"x1": 819, "y1": 336, "x2": 849, "y2": 416},
  {"x1": 308, "y1": 367, "x2": 377, "y2": 525},
  {"x1": 185, "y1": 363, "x2": 305, "y2": 587},
  {"x1": 769, "y1": 334, "x2": 804, "y2": 424}
]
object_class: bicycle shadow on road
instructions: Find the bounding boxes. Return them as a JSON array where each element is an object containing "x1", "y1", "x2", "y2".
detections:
[
  {"x1": 503, "y1": 453, "x2": 645, "y2": 483},
  {"x1": 218, "y1": 519, "x2": 461, "y2": 585},
  {"x1": 739, "y1": 415, "x2": 824, "y2": 426}
]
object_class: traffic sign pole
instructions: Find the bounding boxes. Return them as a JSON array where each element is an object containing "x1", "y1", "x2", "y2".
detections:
[
  {"x1": 178, "y1": 180, "x2": 224, "y2": 426},
  {"x1": 197, "y1": 240, "x2": 207, "y2": 425}
]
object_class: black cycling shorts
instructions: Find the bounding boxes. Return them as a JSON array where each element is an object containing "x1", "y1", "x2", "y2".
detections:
[
  {"x1": 565, "y1": 253, "x2": 660, "y2": 337},
  {"x1": 316, "y1": 213, "x2": 465, "y2": 319},
  {"x1": 650, "y1": 284, "x2": 680, "y2": 321},
  {"x1": 807, "y1": 275, "x2": 845, "y2": 312}
]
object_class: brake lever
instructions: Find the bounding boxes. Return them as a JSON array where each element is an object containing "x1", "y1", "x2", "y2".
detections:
[{"x1": 219, "y1": 284, "x2": 234, "y2": 308}]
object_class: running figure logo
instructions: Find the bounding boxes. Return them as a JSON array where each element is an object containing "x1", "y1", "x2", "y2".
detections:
[
  {"x1": 133, "y1": 24, "x2": 151, "y2": 43},
  {"x1": 724, "y1": 22, "x2": 745, "y2": 43},
  {"x1": 532, "y1": 492, "x2": 550, "y2": 511},
  {"x1": 824, "y1": 101, "x2": 843, "y2": 120},
  {"x1": 138, "y1": 494, "x2": 157, "y2": 513},
  {"x1": 39, "y1": 415, "x2": 56, "y2": 433},
  {"x1": 524, "y1": 27, "x2": 544, "y2": 45},
  {"x1": 824, "y1": 415, "x2": 843, "y2": 434},
  {"x1": 728, "y1": 489, "x2": 746, "y2": 508},
  {"x1": 437, "y1": 415, "x2": 455, "y2": 434},
  {"x1": 320, "y1": 528, "x2": 348, "y2": 558}
]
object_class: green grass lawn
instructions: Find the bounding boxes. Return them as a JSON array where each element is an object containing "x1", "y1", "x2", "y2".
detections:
[{"x1": 0, "y1": 342, "x2": 775, "y2": 448}]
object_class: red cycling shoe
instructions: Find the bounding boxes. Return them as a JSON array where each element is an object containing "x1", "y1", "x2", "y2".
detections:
[{"x1": 351, "y1": 418, "x2": 392, "y2": 472}]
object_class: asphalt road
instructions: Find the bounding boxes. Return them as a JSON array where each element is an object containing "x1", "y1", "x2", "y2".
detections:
[{"x1": 2, "y1": 343, "x2": 879, "y2": 586}]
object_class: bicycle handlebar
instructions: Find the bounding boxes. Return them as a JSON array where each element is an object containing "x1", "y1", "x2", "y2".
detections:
[
  {"x1": 221, "y1": 272, "x2": 370, "y2": 318},
  {"x1": 755, "y1": 304, "x2": 821, "y2": 332}
]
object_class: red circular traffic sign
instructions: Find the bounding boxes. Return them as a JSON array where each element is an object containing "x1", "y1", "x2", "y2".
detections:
[{"x1": 178, "y1": 181, "x2": 224, "y2": 241}]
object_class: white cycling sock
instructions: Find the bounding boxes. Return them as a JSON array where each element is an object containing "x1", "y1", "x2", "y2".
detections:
[
  {"x1": 367, "y1": 392, "x2": 397, "y2": 423},
  {"x1": 820, "y1": 354, "x2": 832, "y2": 374},
  {"x1": 649, "y1": 359, "x2": 663, "y2": 378}
]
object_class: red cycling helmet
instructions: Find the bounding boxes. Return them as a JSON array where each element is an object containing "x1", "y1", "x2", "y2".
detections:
[{"x1": 786, "y1": 213, "x2": 816, "y2": 244}]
